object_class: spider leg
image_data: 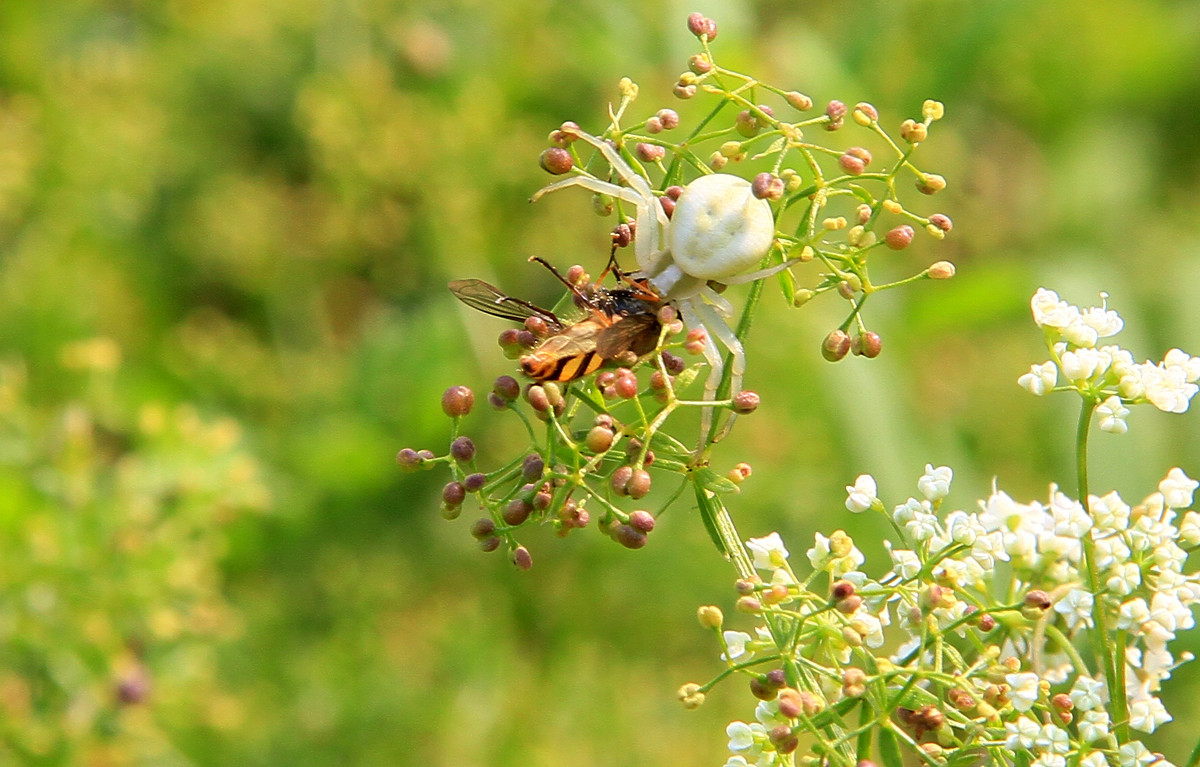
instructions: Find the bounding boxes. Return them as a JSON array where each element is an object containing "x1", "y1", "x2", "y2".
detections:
[
  {"x1": 719, "y1": 257, "x2": 802, "y2": 285},
  {"x1": 530, "y1": 175, "x2": 645, "y2": 208},
  {"x1": 693, "y1": 298, "x2": 747, "y2": 442},
  {"x1": 560, "y1": 130, "x2": 665, "y2": 223},
  {"x1": 677, "y1": 298, "x2": 724, "y2": 441},
  {"x1": 698, "y1": 285, "x2": 734, "y2": 317}
]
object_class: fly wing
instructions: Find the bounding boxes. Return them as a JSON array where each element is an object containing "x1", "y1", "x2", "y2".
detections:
[
  {"x1": 595, "y1": 314, "x2": 661, "y2": 359},
  {"x1": 448, "y1": 279, "x2": 562, "y2": 330}
]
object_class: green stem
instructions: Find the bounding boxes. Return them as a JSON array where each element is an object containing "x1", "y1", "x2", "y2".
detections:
[{"x1": 1075, "y1": 398, "x2": 1129, "y2": 742}]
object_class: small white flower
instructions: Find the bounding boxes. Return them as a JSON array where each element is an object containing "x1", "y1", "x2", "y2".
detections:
[
  {"x1": 1061, "y1": 348, "x2": 1101, "y2": 382},
  {"x1": 1004, "y1": 715, "x2": 1040, "y2": 749},
  {"x1": 1097, "y1": 395, "x2": 1130, "y2": 434},
  {"x1": 1079, "y1": 711, "x2": 1111, "y2": 744},
  {"x1": 1035, "y1": 722, "x2": 1070, "y2": 754},
  {"x1": 1179, "y1": 511, "x2": 1200, "y2": 545},
  {"x1": 1163, "y1": 347, "x2": 1200, "y2": 382},
  {"x1": 1106, "y1": 562, "x2": 1141, "y2": 596},
  {"x1": 917, "y1": 464, "x2": 953, "y2": 501},
  {"x1": 1069, "y1": 676, "x2": 1109, "y2": 711},
  {"x1": 1054, "y1": 588, "x2": 1094, "y2": 630},
  {"x1": 721, "y1": 631, "x2": 753, "y2": 660},
  {"x1": 888, "y1": 548, "x2": 921, "y2": 579},
  {"x1": 1080, "y1": 300, "x2": 1124, "y2": 338},
  {"x1": 1089, "y1": 490, "x2": 1131, "y2": 531},
  {"x1": 806, "y1": 532, "x2": 831, "y2": 569},
  {"x1": 1117, "y1": 599, "x2": 1150, "y2": 631},
  {"x1": 725, "y1": 721, "x2": 764, "y2": 753},
  {"x1": 944, "y1": 510, "x2": 980, "y2": 545},
  {"x1": 1117, "y1": 740, "x2": 1155, "y2": 767},
  {"x1": 904, "y1": 509, "x2": 940, "y2": 542},
  {"x1": 746, "y1": 532, "x2": 789, "y2": 571},
  {"x1": 845, "y1": 474, "x2": 878, "y2": 513},
  {"x1": 1129, "y1": 696, "x2": 1172, "y2": 733},
  {"x1": 1018, "y1": 361, "x2": 1058, "y2": 395},
  {"x1": 1050, "y1": 489, "x2": 1092, "y2": 537},
  {"x1": 1142, "y1": 361, "x2": 1198, "y2": 413},
  {"x1": 1079, "y1": 753, "x2": 1108, "y2": 767},
  {"x1": 1006, "y1": 672, "x2": 1040, "y2": 712},
  {"x1": 892, "y1": 497, "x2": 926, "y2": 525},
  {"x1": 723, "y1": 757, "x2": 752, "y2": 767},
  {"x1": 1031, "y1": 288, "x2": 1074, "y2": 329},
  {"x1": 1159, "y1": 467, "x2": 1199, "y2": 509}
]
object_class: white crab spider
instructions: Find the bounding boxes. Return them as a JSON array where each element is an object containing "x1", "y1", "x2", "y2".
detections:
[{"x1": 531, "y1": 129, "x2": 783, "y2": 435}]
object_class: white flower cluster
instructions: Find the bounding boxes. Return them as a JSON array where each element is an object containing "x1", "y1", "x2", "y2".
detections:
[
  {"x1": 1018, "y1": 289, "x2": 1199, "y2": 431},
  {"x1": 716, "y1": 464, "x2": 1199, "y2": 767}
]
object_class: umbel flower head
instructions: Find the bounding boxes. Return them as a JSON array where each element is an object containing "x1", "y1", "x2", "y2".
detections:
[
  {"x1": 709, "y1": 464, "x2": 1197, "y2": 766},
  {"x1": 1019, "y1": 288, "x2": 1199, "y2": 430}
]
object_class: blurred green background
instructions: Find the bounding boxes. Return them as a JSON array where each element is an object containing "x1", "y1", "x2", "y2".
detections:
[{"x1": 2, "y1": 1, "x2": 1199, "y2": 764}]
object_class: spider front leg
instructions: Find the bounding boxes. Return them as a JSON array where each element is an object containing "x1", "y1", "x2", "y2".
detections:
[
  {"x1": 692, "y1": 298, "x2": 747, "y2": 442},
  {"x1": 677, "y1": 298, "x2": 728, "y2": 446},
  {"x1": 530, "y1": 175, "x2": 644, "y2": 208}
]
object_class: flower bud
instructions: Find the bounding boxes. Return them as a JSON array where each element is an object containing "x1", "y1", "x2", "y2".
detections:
[
  {"x1": 678, "y1": 683, "x2": 706, "y2": 709},
  {"x1": 586, "y1": 425, "x2": 615, "y2": 453},
  {"x1": 727, "y1": 462, "x2": 752, "y2": 484},
  {"x1": 611, "y1": 465, "x2": 633, "y2": 495},
  {"x1": 636, "y1": 142, "x2": 666, "y2": 163},
  {"x1": 784, "y1": 91, "x2": 813, "y2": 111},
  {"x1": 512, "y1": 545, "x2": 533, "y2": 570},
  {"x1": 673, "y1": 82, "x2": 697, "y2": 100},
  {"x1": 852, "y1": 102, "x2": 878, "y2": 125},
  {"x1": 522, "y1": 453, "x2": 544, "y2": 481},
  {"x1": 697, "y1": 604, "x2": 724, "y2": 629},
  {"x1": 503, "y1": 498, "x2": 532, "y2": 526},
  {"x1": 927, "y1": 260, "x2": 956, "y2": 280},
  {"x1": 731, "y1": 390, "x2": 760, "y2": 414},
  {"x1": 769, "y1": 725, "x2": 799, "y2": 754},
  {"x1": 396, "y1": 448, "x2": 422, "y2": 471},
  {"x1": 656, "y1": 108, "x2": 679, "y2": 129},
  {"x1": 469, "y1": 517, "x2": 495, "y2": 539},
  {"x1": 751, "y1": 172, "x2": 784, "y2": 201},
  {"x1": 525, "y1": 384, "x2": 550, "y2": 412},
  {"x1": 899, "y1": 118, "x2": 927, "y2": 143},
  {"x1": 885, "y1": 224, "x2": 914, "y2": 250},
  {"x1": 627, "y1": 469, "x2": 652, "y2": 499},
  {"x1": 928, "y1": 213, "x2": 952, "y2": 232},
  {"x1": 922, "y1": 99, "x2": 945, "y2": 121},
  {"x1": 750, "y1": 677, "x2": 776, "y2": 701},
  {"x1": 915, "y1": 173, "x2": 947, "y2": 195},
  {"x1": 686, "y1": 12, "x2": 717, "y2": 40},
  {"x1": 492, "y1": 375, "x2": 520, "y2": 402},
  {"x1": 539, "y1": 147, "x2": 573, "y2": 175},
  {"x1": 550, "y1": 121, "x2": 580, "y2": 146},
  {"x1": 853, "y1": 331, "x2": 882, "y2": 359},
  {"x1": 442, "y1": 386, "x2": 474, "y2": 417},
  {"x1": 614, "y1": 524, "x2": 647, "y2": 549},
  {"x1": 838, "y1": 147, "x2": 871, "y2": 175},
  {"x1": 822, "y1": 329, "x2": 851, "y2": 362},
  {"x1": 450, "y1": 436, "x2": 476, "y2": 463},
  {"x1": 463, "y1": 472, "x2": 486, "y2": 492},
  {"x1": 442, "y1": 479, "x2": 467, "y2": 507}
]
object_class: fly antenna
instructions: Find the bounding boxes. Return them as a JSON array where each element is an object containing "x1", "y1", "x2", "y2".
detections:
[{"x1": 528, "y1": 256, "x2": 593, "y2": 305}]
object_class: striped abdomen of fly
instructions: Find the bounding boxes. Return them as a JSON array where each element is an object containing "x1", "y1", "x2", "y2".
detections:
[{"x1": 449, "y1": 279, "x2": 662, "y2": 383}]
